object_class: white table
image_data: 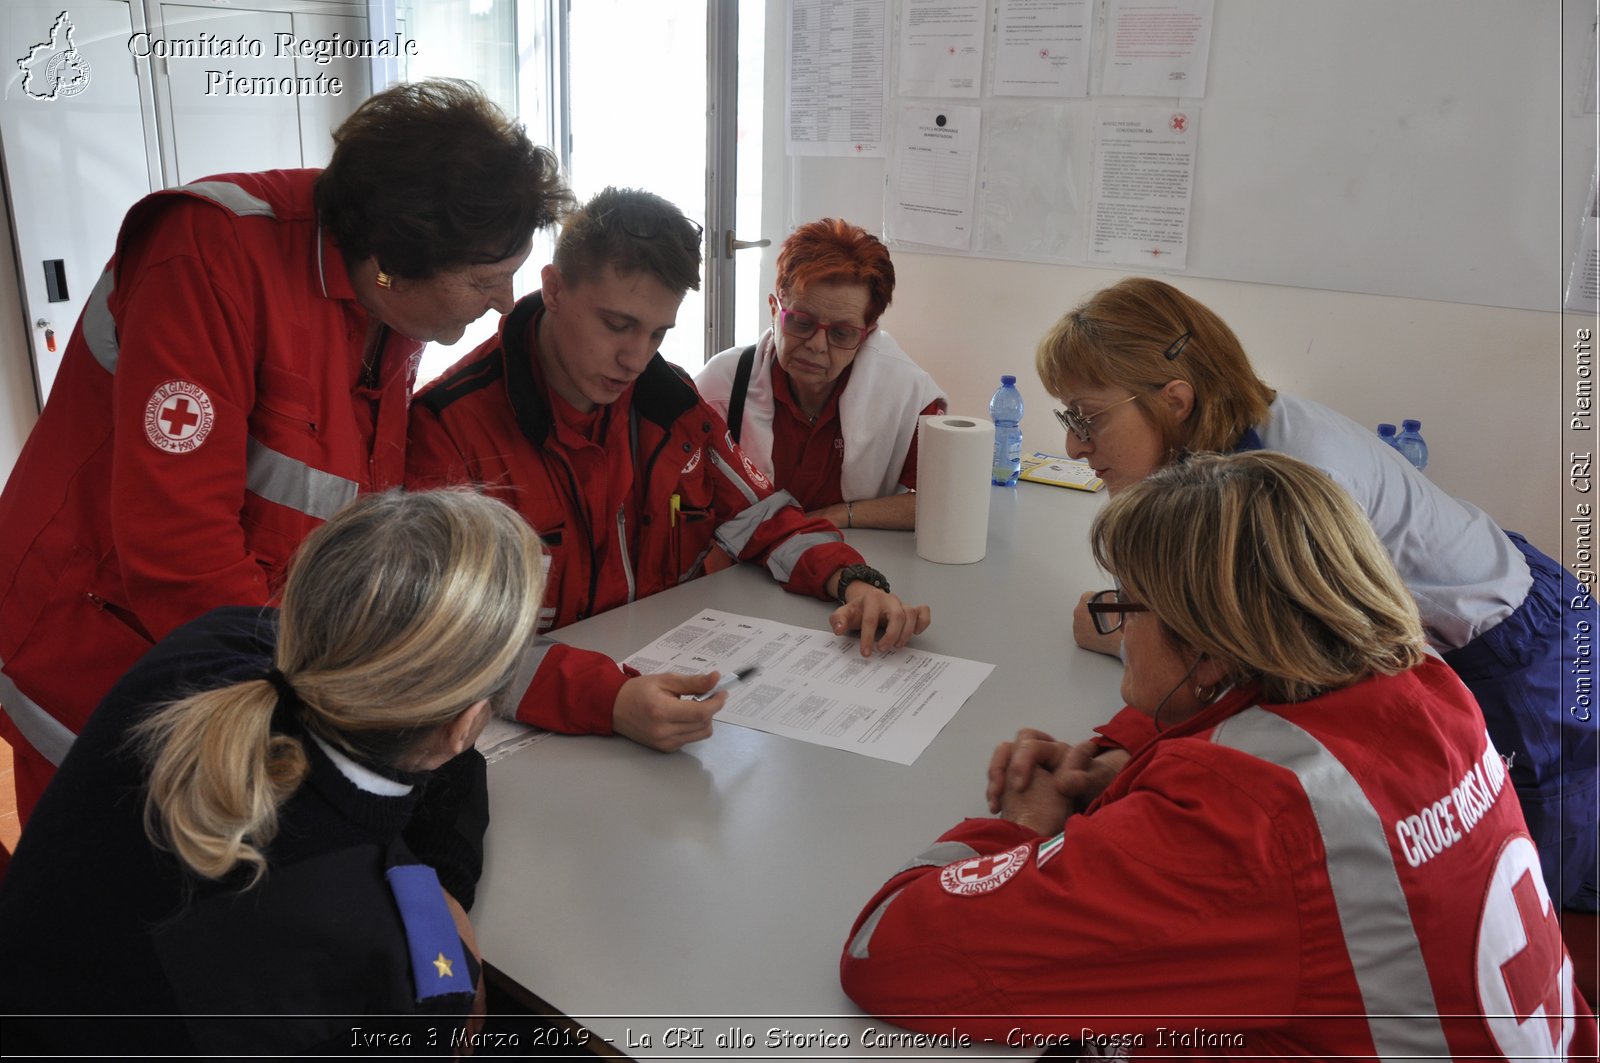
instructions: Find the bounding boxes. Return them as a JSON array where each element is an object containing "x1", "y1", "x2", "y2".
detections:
[{"x1": 472, "y1": 484, "x2": 1124, "y2": 1059}]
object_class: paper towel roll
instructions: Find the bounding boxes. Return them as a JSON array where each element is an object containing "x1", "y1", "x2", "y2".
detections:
[{"x1": 915, "y1": 415, "x2": 994, "y2": 564}]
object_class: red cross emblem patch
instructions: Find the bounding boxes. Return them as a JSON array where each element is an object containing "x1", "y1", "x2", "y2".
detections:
[
  {"x1": 143, "y1": 380, "x2": 216, "y2": 454},
  {"x1": 1475, "y1": 835, "x2": 1578, "y2": 1057},
  {"x1": 940, "y1": 843, "x2": 1031, "y2": 897}
]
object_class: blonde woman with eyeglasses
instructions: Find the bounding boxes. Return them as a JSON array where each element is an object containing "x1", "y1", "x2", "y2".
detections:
[
  {"x1": 0, "y1": 489, "x2": 542, "y2": 1054},
  {"x1": 842, "y1": 452, "x2": 1596, "y2": 1058},
  {"x1": 1030, "y1": 276, "x2": 1595, "y2": 918}
]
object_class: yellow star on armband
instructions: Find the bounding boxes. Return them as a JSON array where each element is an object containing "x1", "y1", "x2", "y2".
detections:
[{"x1": 433, "y1": 952, "x2": 454, "y2": 978}]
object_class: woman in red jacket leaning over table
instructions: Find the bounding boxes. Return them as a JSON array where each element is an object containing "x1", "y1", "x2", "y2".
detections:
[
  {"x1": 842, "y1": 451, "x2": 1595, "y2": 1060},
  {"x1": 0, "y1": 79, "x2": 572, "y2": 822}
]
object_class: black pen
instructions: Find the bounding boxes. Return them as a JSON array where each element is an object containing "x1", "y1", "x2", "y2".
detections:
[{"x1": 693, "y1": 664, "x2": 759, "y2": 701}]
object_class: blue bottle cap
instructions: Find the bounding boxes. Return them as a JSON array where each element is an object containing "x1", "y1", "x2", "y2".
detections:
[
  {"x1": 1402, "y1": 419, "x2": 1421, "y2": 431},
  {"x1": 1377, "y1": 423, "x2": 1396, "y2": 436},
  {"x1": 1001, "y1": 374, "x2": 1016, "y2": 386}
]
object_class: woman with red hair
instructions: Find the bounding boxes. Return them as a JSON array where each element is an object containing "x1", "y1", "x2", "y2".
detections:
[{"x1": 697, "y1": 219, "x2": 945, "y2": 530}]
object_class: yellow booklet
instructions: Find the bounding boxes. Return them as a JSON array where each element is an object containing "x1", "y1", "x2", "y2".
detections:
[{"x1": 1018, "y1": 452, "x2": 1104, "y2": 492}]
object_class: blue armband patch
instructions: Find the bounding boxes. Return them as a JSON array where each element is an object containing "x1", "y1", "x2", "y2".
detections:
[{"x1": 386, "y1": 863, "x2": 474, "y2": 1002}]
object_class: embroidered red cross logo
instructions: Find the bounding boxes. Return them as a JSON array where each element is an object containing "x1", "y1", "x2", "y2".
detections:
[
  {"x1": 160, "y1": 397, "x2": 200, "y2": 437},
  {"x1": 959, "y1": 854, "x2": 1005, "y2": 881},
  {"x1": 1499, "y1": 869, "x2": 1563, "y2": 1046}
]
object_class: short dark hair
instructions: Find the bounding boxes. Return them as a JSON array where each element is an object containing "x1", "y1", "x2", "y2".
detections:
[
  {"x1": 552, "y1": 187, "x2": 702, "y2": 295},
  {"x1": 316, "y1": 78, "x2": 573, "y2": 278}
]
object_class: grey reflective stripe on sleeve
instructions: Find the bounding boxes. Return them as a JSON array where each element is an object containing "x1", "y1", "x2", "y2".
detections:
[
  {"x1": 245, "y1": 437, "x2": 359, "y2": 520},
  {"x1": 0, "y1": 664, "x2": 76, "y2": 766},
  {"x1": 893, "y1": 839, "x2": 981, "y2": 877},
  {"x1": 180, "y1": 181, "x2": 276, "y2": 218},
  {"x1": 75, "y1": 181, "x2": 272, "y2": 378},
  {"x1": 498, "y1": 634, "x2": 558, "y2": 721},
  {"x1": 848, "y1": 842, "x2": 981, "y2": 960},
  {"x1": 82, "y1": 267, "x2": 118, "y2": 374},
  {"x1": 763, "y1": 532, "x2": 842, "y2": 585},
  {"x1": 1211, "y1": 707, "x2": 1452, "y2": 1060},
  {"x1": 709, "y1": 450, "x2": 760, "y2": 508},
  {"x1": 847, "y1": 887, "x2": 905, "y2": 960},
  {"x1": 713, "y1": 489, "x2": 803, "y2": 558}
]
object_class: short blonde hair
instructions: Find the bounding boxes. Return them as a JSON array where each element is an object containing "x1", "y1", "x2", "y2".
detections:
[
  {"x1": 1036, "y1": 277, "x2": 1276, "y2": 455},
  {"x1": 1091, "y1": 452, "x2": 1426, "y2": 703},
  {"x1": 139, "y1": 488, "x2": 544, "y2": 883}
]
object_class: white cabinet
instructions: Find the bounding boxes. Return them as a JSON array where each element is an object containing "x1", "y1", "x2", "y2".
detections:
[
  {"x1": 147, "y1": 1, "x2": 371, "y2": 185},
  {"x1": 0, "y1": 0, "x2": 372, "y2": 407},
  {"x1": 0, "y1": 0, "x2": 161, "y2": 406}
]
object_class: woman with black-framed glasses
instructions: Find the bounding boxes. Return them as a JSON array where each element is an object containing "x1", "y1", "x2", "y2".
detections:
[
  {"x1": 697, "y1": 219, "x2": 945, "y2": 531},
  {"x1": 842, "y1": 452, "x2": 1596, "y2": 1056},
  {"x1": 1034, "y1": 275, "x2": 1596, "y2": 917}
]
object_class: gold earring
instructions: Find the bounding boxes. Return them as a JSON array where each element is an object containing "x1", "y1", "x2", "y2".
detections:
[{"x1": 375, "y1": 269, "x2": 393, "y2": 289}]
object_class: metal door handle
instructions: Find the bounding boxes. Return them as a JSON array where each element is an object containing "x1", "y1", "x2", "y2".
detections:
[{"x1": 724, "y1": 231, "x2": 772, "y2": 258}]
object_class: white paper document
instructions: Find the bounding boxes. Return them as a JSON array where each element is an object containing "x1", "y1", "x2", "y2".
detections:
[
  {"x1": 1089, "y1": 106, "x2": 1197, "y2": 268},
  {"x1": 1101, "y1": 0, "x2": 1214, "y2": 98},
  {"x1": 889, "y1": 104, "x2": 981, "y2": 249},
  {"x1": 993, "y1": 0, "x2": 1092, "y2": 98},
  {"x1": 787, "y1": 0, "x2": 889, "y2": 156},
  {"x1": 897, "y1": 0, "x2": 985, "y2": 98},
  {"x1": 624, "y1": 609, "x2": 994, "y2": 765}
]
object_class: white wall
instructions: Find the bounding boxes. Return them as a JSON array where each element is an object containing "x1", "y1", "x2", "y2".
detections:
[
  {"x1": 759, "y1": 0, "x2": 1581, "y2": 560},
  {"x1": 0, "y1": 205, "x2": 39, "y2": 481}
]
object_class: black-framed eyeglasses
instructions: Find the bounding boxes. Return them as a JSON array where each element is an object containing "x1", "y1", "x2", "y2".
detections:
[
  {"x1": 1085, "y1": 588, "x2": 1148, "y2": 635},
  {"x1": 776, "y1": 299, "x2": 873, "y2": 351},
  {"x1": 1053, "y1": 393, "x2": 1139, "y2": 443}
]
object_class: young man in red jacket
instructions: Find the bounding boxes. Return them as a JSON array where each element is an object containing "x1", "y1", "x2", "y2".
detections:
[{"x1": 408, "y1": 188, "x2": 931, "y2": 751}]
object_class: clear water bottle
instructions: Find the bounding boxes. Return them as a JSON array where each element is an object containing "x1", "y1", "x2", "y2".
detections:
[
  {"x1": 990, "y1": 374, "x2": 1024, "y2": 486},
  {"x1": 1376, "y1": 423, "x2": 1399, "y2": 449},
  {"x1": 1395, "y1": 419, "x2": 1429, "y2": 471}
]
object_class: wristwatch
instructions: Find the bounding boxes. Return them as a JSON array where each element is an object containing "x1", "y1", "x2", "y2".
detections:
[{"x1": 834, "y1": 563, "x2": 891, "y2": 604}]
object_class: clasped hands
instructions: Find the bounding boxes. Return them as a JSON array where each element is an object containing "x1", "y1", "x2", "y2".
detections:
[{"x1": 985, "y1": 729, "x2": 1131, "y2": 835}]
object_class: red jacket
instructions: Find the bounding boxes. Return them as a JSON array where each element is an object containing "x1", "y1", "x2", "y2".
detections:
[
  {"x1": 407, "y1": 293, "x2": 860, "y2": 734},
  {"x1": 0, "y1": 170, "x2": 418, "y2": 779},
  {"x1": 841, "y1": 658, "x2": 1597, "y2": 1059}
]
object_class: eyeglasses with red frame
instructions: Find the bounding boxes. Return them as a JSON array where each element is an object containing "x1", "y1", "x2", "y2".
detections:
[{"x1": 776, "y1": 299, "x2": 873, "y2": 351}]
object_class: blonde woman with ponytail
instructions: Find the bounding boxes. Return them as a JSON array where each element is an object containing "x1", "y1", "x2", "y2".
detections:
[{"x1": 0, "y1": 489, "x2": 542, "y2": 1054}]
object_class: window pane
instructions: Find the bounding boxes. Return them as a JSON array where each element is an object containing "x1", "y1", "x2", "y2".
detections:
[
  {"x1": 568, "y1": 0, "x2": 707, "y2": 371},
  {"x1": 734, "y1": 1, "x2": 765, "y2": 347},
  {"x1": 401, "y1": 0, "x2": 546, "y2": 386}
]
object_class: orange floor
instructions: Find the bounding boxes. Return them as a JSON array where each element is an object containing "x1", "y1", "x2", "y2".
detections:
[{"x1": 0, "y1": 736, "x2": 19, "y2": 855}]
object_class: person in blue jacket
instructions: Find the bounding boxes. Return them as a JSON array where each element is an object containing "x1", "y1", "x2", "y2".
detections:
[
  {"x1": 0, "y1": 488, "x2": 543, "y2": 1053},
  {"x1": 1036, "y1": 275, "x2": 1596, "y2": 913}
]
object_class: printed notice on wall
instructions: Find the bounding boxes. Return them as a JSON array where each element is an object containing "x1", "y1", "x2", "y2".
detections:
[
  {"x1": 1100, "y1": 0, "x2": 1214, "y2": 98},
  {"x1": 897, "y1": 0, "x2": 985, "y2": 98},
  {"x1": 787, "y1": 0, "x2": 889, "y2": 156},
  {"x1": 1089, "y1": 106, "x2": 1197, "y2": 269},
  {"x1": 625, "y1": 609, "x2": 993, "y2": 765},
  {"x1": 888, "y1": 104, "x2": 982, "y2": 250},
  {"x1": 1567, "y1": 170, "x2": 1600, "y2": 313},
  {"x1": 993, "y1": 0, "x2": 1092, "y2": 98}
]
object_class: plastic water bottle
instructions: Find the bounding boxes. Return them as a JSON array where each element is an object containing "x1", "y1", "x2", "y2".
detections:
[
  {"x1": 989, "y1": 375, "x2": 1024, "y2": 486},
  {"x1": 1376, "y1": 423, "x2": 1399, "y2": 449},
  {"x1": 1395, "y1": 419, "x2": 1429, "y2": 471}
]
